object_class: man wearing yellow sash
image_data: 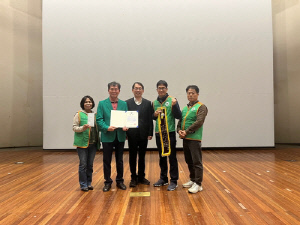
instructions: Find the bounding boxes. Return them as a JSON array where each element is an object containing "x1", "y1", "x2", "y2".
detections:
[
  {"x1": 177, "y1": 85, "x2": 208, "y2": 193},
  {"x1": 153, "y1": 80, "x2": 181, "y2": 191}
]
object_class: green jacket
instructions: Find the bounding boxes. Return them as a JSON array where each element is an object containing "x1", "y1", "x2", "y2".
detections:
[{"x1": 96, "y1": 98, "x2": 128, "y2": 142}]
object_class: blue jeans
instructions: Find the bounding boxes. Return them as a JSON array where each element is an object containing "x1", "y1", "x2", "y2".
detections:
[{"x1": 77, "y1": 144, "x2": 97, "y2": 189}]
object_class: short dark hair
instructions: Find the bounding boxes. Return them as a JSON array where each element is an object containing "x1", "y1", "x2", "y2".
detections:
[
  {"x1": 80, "y1": 95, "x2": 95, "y2": 110},
  {"x1": 108, "y1": 81, "x2": 121, "y2": 90},
  {"x1": 156, "y1": 80, "x2": 168, "y2": 88},
  {"x1": 186, "y1": 85, "x2": 199, "y2": 94},
  {"x1": 132, "y1": 82, "x2": 144, "y2": 90}
]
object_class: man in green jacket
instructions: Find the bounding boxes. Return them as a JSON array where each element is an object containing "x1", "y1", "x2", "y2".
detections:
[{"x1": 96, "y1": 81, "x2": 128, "y2": 192}]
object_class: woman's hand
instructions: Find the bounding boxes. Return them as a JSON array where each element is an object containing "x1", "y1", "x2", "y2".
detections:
[{"x1": 83, "y1": 124, "x2": 91, "y2": 131}]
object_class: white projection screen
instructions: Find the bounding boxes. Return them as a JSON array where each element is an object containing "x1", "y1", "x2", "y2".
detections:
[{"x1": 43, "y1": 0, "x2": 274, "y2": 149}]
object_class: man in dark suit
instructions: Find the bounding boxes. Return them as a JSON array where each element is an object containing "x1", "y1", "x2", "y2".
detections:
[
  {"x1": 126, "y1": 82, "x2": 154, "y2": 187},
  {"x1": 96, "y1": 81, "x2": 128, "y2": 192}
]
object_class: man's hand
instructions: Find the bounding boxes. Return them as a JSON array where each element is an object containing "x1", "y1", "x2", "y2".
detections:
[
  {"x1": 172, "y1": 98, "x2": 177, "y2": 106},
  {"x1": 107, "y1": 126, "x2": 116, "y2": 131},
  {"x1": 178, "y1": 130, "x2": 186, "y2": 138},
  {"x1": 148, "y1": 136, "x2": 153, "y2": 140},
  {"x1": 154, "y1": 109, "x2": 162, "y2": 117},
  {"x1": 123, "y1": 127, "x2": 129, "y2": 131}
]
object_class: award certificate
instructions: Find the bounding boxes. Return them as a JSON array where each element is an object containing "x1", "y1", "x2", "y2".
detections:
[{"x1": 110, "y1": 110, "x2": 138, "y2": 128}]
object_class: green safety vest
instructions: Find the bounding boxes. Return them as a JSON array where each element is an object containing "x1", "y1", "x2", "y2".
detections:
[
  {"x1": 74, "y1": 111, "x2": 100, "y2": 149},
  {"x1": 181, "y1": 102, "x2": 203, "y2": 141},
  {"x1": 153, "y1": 96, "x2": 175, "y2": 132}
]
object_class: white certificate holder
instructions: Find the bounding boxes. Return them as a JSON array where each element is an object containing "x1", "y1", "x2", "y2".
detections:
[{"x1": 87, "y1": 113, "x2": 95, "y2": 127}]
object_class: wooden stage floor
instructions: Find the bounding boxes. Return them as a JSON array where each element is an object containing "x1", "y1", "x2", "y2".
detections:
[{"x1": 0, "y1": 145, "x2": 300, "y2": 225}]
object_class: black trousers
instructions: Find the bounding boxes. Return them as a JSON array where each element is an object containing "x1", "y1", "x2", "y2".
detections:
[
  {"x1": 102, "y1": 138, "x2": 124, "y2": 185},
  {"x1": 128, "y1": 135, "x2": 148, "y2": 181},
  {"x1": 155, "y1": 132, "x2": 179, "y2": 184},
  {"x1": 183, "y1": 139, "x2": 203, "y2": 185}
]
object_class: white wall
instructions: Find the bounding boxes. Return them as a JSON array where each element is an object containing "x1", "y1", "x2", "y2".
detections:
[
  {"x1": 2, "y1": 1, "x2": 299, "y2": 149},
  {"x1": 43, "y1": 0, "x2": 274, "y2": 149}
]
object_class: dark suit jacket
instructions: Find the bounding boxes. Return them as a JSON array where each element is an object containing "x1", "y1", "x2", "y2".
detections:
[
  {"x1": 96, "y1": 98, "x2": 128, "y2": 142},
  {"x1": 126, "y1": 98, "x2": 154, "y2": 140}
]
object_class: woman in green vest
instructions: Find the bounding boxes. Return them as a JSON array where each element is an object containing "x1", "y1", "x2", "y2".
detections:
[{"x1": 73, "y1": 95, "x2": 100, "y2": 192}]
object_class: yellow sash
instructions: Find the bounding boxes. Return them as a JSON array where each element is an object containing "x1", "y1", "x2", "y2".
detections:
[{"x1": 157, "y1": 107, "x2": 171, "y2": 157}]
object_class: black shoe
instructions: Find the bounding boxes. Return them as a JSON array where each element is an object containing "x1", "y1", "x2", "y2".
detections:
[
  {"x1": 138, "y1": 178, "x2": 150, "y2": 185},
  {"x1": 88, "y1": 186, "x2": 94, "y2": 190},
  {"x1": 103, "y1": 184, "x2": 111, "y2": 192},
  {"x1": 129, "y1": 179, "x2": 137, "y2": 187},
  {"x1": 117, "y1": 183, "x2": 127, "y2": 190},
  {"x1": 81, "y1": 187, "x2": 89, "y2": 192}
]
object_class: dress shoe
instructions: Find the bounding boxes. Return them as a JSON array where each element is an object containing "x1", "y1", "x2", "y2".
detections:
[
  {"x1": 81, "y1": 187, "x2": 89, "y2": 192},
  {"x1": 103, "y1": 184, "x2": 111, "y2": 192},
  {"x1": 88, "y1": 186, "x2": 94, "y2": 190},
  {"x1": 129, "y1": 180, "x2": 137, "y2": 187},
  {"x1": 138, "y1": 178, "x2": 150, "y2": 185},
  {"x1": 116, "y1": 183, "x2": 127, "y2": 190}
]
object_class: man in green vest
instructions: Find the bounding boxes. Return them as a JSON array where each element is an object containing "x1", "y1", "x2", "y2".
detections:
[
  {"x1": 96, "y1": 81, "x2": 128, "y2": 192},
  {"x1": 177, "y1": 85, "x2": 208, "y2": 194},
  {"x1": 153, "y1": 80, "x2": 181, "y2": 191}
]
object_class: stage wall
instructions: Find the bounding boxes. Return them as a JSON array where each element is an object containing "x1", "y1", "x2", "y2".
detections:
[{"x1": 43, "y1": 0, "x2": 274, "y2": 149}]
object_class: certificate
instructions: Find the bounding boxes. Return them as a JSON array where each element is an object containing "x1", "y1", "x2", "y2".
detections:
[
  {"x1": 87, "y1": 113, "x2": 94, "y2": 127},
  {"x1": 125, "y1": 111, "x2": 139, "y2": 128},
  {"x1": 110, "y1": 110, "x2": 138, "y2": 128}
]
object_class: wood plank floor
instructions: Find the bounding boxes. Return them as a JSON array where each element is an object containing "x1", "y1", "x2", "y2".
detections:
[{"x1": 0, "y1": 145, "x2": 300, "y2": 225}]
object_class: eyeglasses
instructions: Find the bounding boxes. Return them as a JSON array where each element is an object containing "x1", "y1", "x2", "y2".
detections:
[
  {"x1": 157, "y1": 87, "x2": 166, "y2": 90},
  {"x1": 134, "y1": 87, "x2": 143, "y2": 91}
]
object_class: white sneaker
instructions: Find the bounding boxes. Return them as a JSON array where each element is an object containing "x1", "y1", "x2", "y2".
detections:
[
  {"x1": 183, "y1": 180, "x2": 194, "y2": 188},
  {"x1": 188, "y1": 183, "x2": 203, "y2": 193}
]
